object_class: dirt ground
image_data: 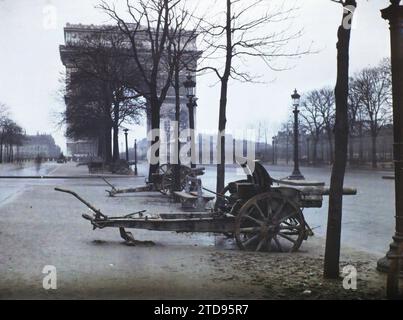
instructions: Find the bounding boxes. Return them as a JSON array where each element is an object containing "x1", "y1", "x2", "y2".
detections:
[{"x1": 207, "y1": 241, "x2": 386, "y2": 300}]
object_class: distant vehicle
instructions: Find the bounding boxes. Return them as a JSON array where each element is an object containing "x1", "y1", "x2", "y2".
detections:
[{"x1": 57, "y1": 153, "x2": 67, "y2": 164}]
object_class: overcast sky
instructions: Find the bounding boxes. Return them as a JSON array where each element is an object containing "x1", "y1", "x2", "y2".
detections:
[{"x1": 0, "y1": 0, "x2": 392, "y2": 152}]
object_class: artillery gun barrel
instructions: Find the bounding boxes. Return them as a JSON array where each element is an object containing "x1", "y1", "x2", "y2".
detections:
[
  {"x1": 294, "y1": 186, "x2": 357, "y2": 196},
  {"x1": 321, "y1": 187, "x2": 357, "y2": 196}
]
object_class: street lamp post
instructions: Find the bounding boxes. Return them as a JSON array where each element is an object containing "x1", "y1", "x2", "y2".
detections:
[
  {"x1": 377, "y1": 0, "x2": 403, "y2": 298},
  {"x1": 272, "y1": 137, "x2": 276, "y2": 165},
  {"x1": 183, "y1": 74, "x2": 198, "y2": 169},
  {"x1": 134, "y1": 139, "x2": 138, "y2": 176},
  {"x1": 123, "y1": 128, "x2": 129, "y2": 162},
  {"x1": 288, "y1": 89, "x2": 305, "y2": 180}
]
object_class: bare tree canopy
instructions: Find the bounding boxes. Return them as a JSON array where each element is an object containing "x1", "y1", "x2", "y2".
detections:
[
  {"x1": 99, "y1": 0, "x2": 200, "y2": 180},
  {"x1": 308, "y1": 88, "x2": 335, "y2": 163},
  {"x1": 0, "y1": 104, "x2": 25, "y2": 163},
  {"x1": 198, "y1": 0, "x2": 309, "y2": 81},
  {"x1": 350, "y1": 59, "x2": 392, "y2": 168},
  {"x1": 300, "y1": 92, "x2": 326, "y2": 165},
  {"x1": 195, "y1": 0, "x2": 309, "y2": 195}
]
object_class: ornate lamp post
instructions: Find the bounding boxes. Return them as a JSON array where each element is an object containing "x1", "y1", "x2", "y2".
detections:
[
  {"x1": 288, "y1": 89, "x2": 305, "y2": 180},
  {"x1": 377, "y1": 0, "x2": 403, "y2": 298},
  {"x1": 123, "y1": 128, "x2": 129, "y2": 162},
  {"x1": 183, "y1": 74, "x2": 198, "y2": 168}
]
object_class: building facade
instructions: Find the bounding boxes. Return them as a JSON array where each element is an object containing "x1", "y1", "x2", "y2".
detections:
[
  {"x1": 18, "y1": 134, "x2": 61, "y2": 160},
  {"x1": 59, "y1": 23, "x2": 200, "y2": 160},
  {"x1": 66, "y1": 138, "x2": 98, "y2": 159}
]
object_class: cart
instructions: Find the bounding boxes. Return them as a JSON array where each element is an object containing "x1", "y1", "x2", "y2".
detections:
[{"x1": 55, "y1": 160, "x2": 357, "y2": 253}]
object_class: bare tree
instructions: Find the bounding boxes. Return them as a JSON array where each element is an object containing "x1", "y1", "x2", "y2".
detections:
[
  {"x1": 0, "y1": 116, "x2": 24, "y2": 163},
  {"x1": 0, "y1": 103, "x2": 7, "y2": 118},
  {"x1": 279, "y1": 119, "x2": 293, "y2": 164},
  {"x1": 0, "y1": 104, "x2": 10, "y2": 163},
  {"x1": 259, "y1": 120, "x2": 270, "y2": 161},
  {"x1": 324, "y1": 0, "x2": 357, "y2": 279},
  {"x1": 248, "y1": 120, "x2": 270, "y2": 161},
  {"x1": 300, "y1": 95, "x2": 325, "y2": 165},
  {"x1": 300, "y1": 88, "x2": 335, "y2": 164},
  {"x1": 316, "y1": 88, "x2": 335, "y2": 163},
  {"x1": 198, "y1": 0, "x2": 308, "y2": 194},
  {"x1": 99, "y1": 0, "x2": 184, "y2": 181},
  {"x1": 347, "y1": 77, "x2": 365, "y2": 165},
  {"x1": 350, "y1": 60, "x2": 392, "y2": 168}
]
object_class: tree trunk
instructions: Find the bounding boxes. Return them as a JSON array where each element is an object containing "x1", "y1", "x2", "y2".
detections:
[
  {"x1": 112, "y1": 125, "x2": 119, "y2": 162},
  {"x1": 327, "y1": 131, "x2": 334, "y2": 164},
  {"x1": 102, "y1": 87, "x2": 113, "y2": 164},
  {"x1": 172, "y1": 65, "x2": 181, "y2": 195},
  {"x1": 217, "y1": 79, "x2": 228, "y2": 195},
  {"x1": 0, "y1": 139, "x2": 3, "y2": 164},
  {"x1": 359, "y1": 124, "x2": 364, "y2": 164},
  {"x1": 313, "y1": 137, "x2": 318, "y2": 165},
  {"x1": 112, "y1": 103, "x2": 120, "y2": 162},
  {"x1": 371, "y1": 134, "x2": 378, "y2": 168},
  {"x1": 348, "y1": 134, "x2": 354, "y2": 165},
  {"x1": 321, "y1": 137, "x2": 325, "y2": 163},
  {"x1": 105, "y1": 127, "x2": 112, "y2": 164},
  {"x1": 216, "y1": 0, "x2": 232, "y2": 196},
  {"x1": 97, "y1": 132, "x2": 105, "y2": 159},
  {"x1": 324, "y1": 0, "x2": 356, "y2": 279},
  {"x1": 148, "y1": 97, "x2": 161, "y2": 182}
]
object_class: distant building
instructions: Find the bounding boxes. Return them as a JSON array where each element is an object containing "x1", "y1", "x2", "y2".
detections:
[
  {"x1": 18, "y1": 134, "x2": 61, "y2": 159},
  {"x1": 66, "y1": 138, "x2": 98, "y2": 158},
  {"x1": 272, "y1": 124, "x2": 394, "y2": 167}
]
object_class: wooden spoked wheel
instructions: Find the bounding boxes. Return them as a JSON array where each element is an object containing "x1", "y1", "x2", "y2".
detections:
[
  {"x1": 159, "y1": 164, "x2": 173, "y2": 195},
  {"x1": 235, "y1": 192, "x2": 305, "y2": 253},
  {"x1": 159, "y1": 164, "x2": 192, "y2": 195}
]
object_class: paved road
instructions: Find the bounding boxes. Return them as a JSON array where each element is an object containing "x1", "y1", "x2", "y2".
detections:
[
  {"x1": 199, "y1": 164, "x2": 395, "y2": 256},
  {"x1": 0, "y1": 162, "x2": 386, "y2": 299},
  {"x1": 131, "y1": 161, "x2": 395, "y2": 255},
  {"x1": 0, "y1": 162, "x2": 395, "y2": 255},
  {"x1": 0, "y1": 162, "x2": 59, "y2": 205}
]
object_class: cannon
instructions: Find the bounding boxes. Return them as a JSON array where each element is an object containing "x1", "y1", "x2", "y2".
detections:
[
  {"x1": 104, "y1": 163, "x2": 205, "y2": 196},
  {"x1": 55, "y1": 160, "x2": 357, "y2": 253}
]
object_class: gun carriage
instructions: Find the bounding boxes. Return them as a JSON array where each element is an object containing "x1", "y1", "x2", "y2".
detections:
[
  {"x1": 104, "y1": 164, "x2": 205, "y2": 196},
  {"x1": 56, "y1": 160, "x2": 356, "y2": 253}
]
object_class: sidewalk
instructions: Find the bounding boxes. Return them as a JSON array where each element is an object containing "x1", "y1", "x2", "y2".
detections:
[{"x1": 0, "y1": 162, "x2": 33, "y2": 173}]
